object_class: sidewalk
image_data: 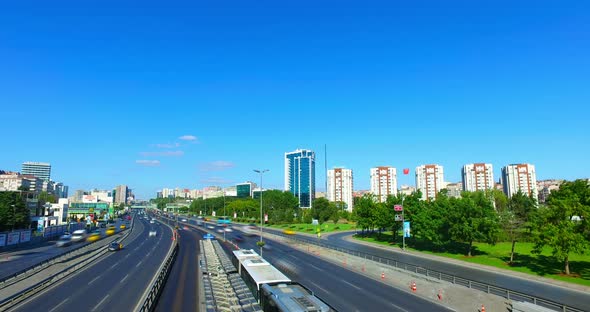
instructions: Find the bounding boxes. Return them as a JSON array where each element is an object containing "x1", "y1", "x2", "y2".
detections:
[
  {"x1": 266, "y1": 231, "x2": 510, "y2": 312},
  {"x1": 338, "y1": 233, "x2": 590, "y2": 294}
]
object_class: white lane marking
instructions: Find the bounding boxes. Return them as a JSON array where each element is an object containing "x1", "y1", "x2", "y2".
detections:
[
  {"x1": 120, "y1": 274, "x2": 129, "y2": 283},
  {"x1": 125, "y1": 253, "x2": 130, "y2": 258},
  {"x1": 342, "y1": 280, "x2": 361, "y2": 290},
  {"x1": 390, "y1": 302, "x2": 410, "y2": 312},
  {"x1": 309, "y1": 281, "x2": 330, "y2": 295},
  {"x1": 136, "y1": 261, "x2": 143, "y2": 267},
  {"x1": 91, "y1": 294, "x2": 110, "y2": 311},
  {"x1": 49, "y1": 298, "x2": 69, "y2": 312},
  {"x1": 88, "y1": 275, "x2": 101, "y2": 285},
  {"x1": 109, "y1": 262, "x2": 120, "y2": 270}
]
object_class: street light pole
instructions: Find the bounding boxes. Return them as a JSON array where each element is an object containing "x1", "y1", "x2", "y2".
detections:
[
  {"x1": 254, "y1": 169, "x2": 269, "y2": 256},
  {"x1": 223, "y1": 188, "x2": 226, "y2": 242}
]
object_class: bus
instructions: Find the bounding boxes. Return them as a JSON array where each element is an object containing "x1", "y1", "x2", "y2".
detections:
[{"x1": 217, "y1": 216, "x2": 231, "y2": 225}]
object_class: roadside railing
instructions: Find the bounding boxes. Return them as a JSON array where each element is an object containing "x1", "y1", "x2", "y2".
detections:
[
  {"x1": 0, "y1": 219, "x2": 135, "y2": 312},
  {"x1": 135, "y1": 221, "x2": 179, "y2": 312},
  {"x1": 277, "y1": 233, "x2": 585, "y2": 312},
  {"x1": 0, "y1": 227, "x2": 130, "y2": 290}
]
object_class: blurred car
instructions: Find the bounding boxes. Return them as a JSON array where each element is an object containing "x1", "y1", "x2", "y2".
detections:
[
  {"x1": 149, "y1": 230, "x2": 157, "y2": 237},
  {"x1": 120, "y1": 224, "x2": 126, "y2": 230},
  {"x1": 283, "y1": 229, "x2": 296, "y2": 235},
  {"x1": 207, "y1": 225, "x2": 215, "y2": 230},
  {"x1": 60, "y1": 232, "x2": 72, "y2": 240},
  {"x1": 71, "y1": 230, "x2": 87, "y2": 242},
  {"x1": 183, "y1": 225, "x2": 189, "y2": 230},
  {"x1": 106, "y1": 226, "x2": 116, "y2": 236},
  {"x1": 56, "y1": 237, "x2": 72, "y2": 247},
  {"x1": 108, "y1": 241, "x2": 123, "y2": 251},
  {"x1": 224, "y1": 227, "x2": 233, "y2": 233},
  {"x1": 215, "y1": 225, "x2": 224, "y2": 233},
  {"x1": 233, "y1": 234, "x2": 244, "y2": 242},
  {"x1": 203, "y1": 233, "x2": 215, "y2": 240},
  {"x1": 87, "y1": 231, "x2": 100, "y2": 242},
  {"x1": 149, "y1": 220, "x2": 155, "y2": 224},
  {"x1": 181, "y1": 218, "x2": 187, "y2": 222},
  {"x1": 242, "y1": 225, "x2": 257, "y2": 236}
]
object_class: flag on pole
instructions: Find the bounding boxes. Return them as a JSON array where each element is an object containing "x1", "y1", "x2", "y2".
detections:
[{"x1": 403, "y1": 168, "x2": 410, "y2": 175}]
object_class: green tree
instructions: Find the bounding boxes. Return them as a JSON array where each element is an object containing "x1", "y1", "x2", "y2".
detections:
[
  {"x1": 39, "y1": 191, "x2": 56, "y2": 204},
  {"x1": 503, "y1": 191, "x2": 537, "y2": 263},
  {"x1": 0, "y1": 192, "x2": 30, "y2": 231},
  {"x1": 532, "y1": 180, "x2": 590, "y2": 275},
  {"x1": 352, "y1": 194, "x2": 377, "y2": 232},
  {"x1": 448, "y1": 191, "x2": 500, "y2": 256}
]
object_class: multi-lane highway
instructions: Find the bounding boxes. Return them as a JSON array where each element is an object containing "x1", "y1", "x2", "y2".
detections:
[
  {"x1": 12, "y1": 216, "x2": 173, "y2": 312},
  {"x1": 316, "y1": 231, "x2": 590, "y2": 312},
  {"x1": 168, "y1": 217, "x2": 451, "y2": 312},
  {"x1": 0, "y1": 220, "x2": 128, "y2": 280},
  {"x1": 155, "y1": 219, "x2": 200, "y2": 312}
]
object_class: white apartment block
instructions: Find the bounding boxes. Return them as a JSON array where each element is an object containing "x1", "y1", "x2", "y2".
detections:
[
  {"x1": 50, "y1": 198, "x2": 69, "y2": 224},
  {"x1": 502, "y1": 164, "x2": 538, "y2": 199},
  {"x1": 415, "y1": 164, "x2": 444, "y2": 200},
  {"x1": 327, "y1": 168, "x2": 354, "y2": 212},
  {"x1": 462, "y1": 163, "x2": 494, "y2": 192},
  {"x1": 370, "y1": 166, "x2": 397, "y2": 202},
  {"x1": 162, "y1": 188, "x2": 174, "y2": 198},
  {"x1": 0, "y1": 173, "x2": 31, "y2": 191}
]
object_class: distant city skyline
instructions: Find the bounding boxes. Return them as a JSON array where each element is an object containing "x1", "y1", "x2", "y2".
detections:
[{"x1": 1, "y1": 1, "x2": 588, "y2": 199}]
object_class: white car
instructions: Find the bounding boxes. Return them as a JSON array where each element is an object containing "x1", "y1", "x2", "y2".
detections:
[
  {"x1": 150, "y1": 220, "x2": 155, "y2": 224},
  {"x1": 149, "y1": 230, "x2": 157, "y2": 237},
  {"x1": 71, "y1": 230, "x2": 87, "y2": 242},
  {"x1": 181, "y1": 218, "x2": 187, "y2": 222}
]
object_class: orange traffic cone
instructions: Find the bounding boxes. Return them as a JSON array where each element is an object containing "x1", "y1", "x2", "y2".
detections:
[
  {"x1": 480, "y1": 304, "x2": 486, "y2": 312},
  {"x1": 411, "y1": 281, "x2": 416, "y2": 292},
  {"x1": 381, "y1": 272, "x2": 385, "y2": 280}
]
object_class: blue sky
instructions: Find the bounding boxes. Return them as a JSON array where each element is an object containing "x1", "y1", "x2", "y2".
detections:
[{"x1": 1, "y1": 1, "x2": 588, "y2": 199}]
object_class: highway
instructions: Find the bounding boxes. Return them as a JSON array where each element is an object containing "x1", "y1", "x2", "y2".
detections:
[
  {"x1": 155, "y1": 219, "x2": 200, "y2": 312},
  {"x1": 231, "y1": 230, "x2": 451, "y2": 312},
  {"x1": 12, "y1": 216, "x2": 173, "y2": 312},
  {"x1": 317, "y1": 231, "x2": 590, "y2": 312},
  {"x1": 170, "y1": 217, "x2": 451, "y2": 312},
  {"x1": 0, "y1": 220, "x2": 128, "y2": 280}
]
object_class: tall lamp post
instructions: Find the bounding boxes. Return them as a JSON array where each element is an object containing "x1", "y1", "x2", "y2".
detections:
[{"x1": 254, "y1": 169, "x2": 269, "y2": 256}]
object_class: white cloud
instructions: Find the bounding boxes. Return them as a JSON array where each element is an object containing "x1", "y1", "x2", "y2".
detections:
[
  {"x1": 200, "y1": 160, "x2": 235, "y2": 171},
  {"x1": 139, "y1": 151, "x2": 184, "y2": 157},
  {"x1": 152, "y1": 142, "x2": 181, "y2": 149},
  {"x1": 200, "y1": 177, "x2": 234, "y2": 184},
  {"x1": 136, "y1": 160, "x2": 160, "y2": 166},
  {"x1": 178, "y1": 135, "x2": 198, "y2": 141}
]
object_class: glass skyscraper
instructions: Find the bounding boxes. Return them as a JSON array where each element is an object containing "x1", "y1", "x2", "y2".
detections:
[
  {"x1": 284, "y1": 149, "x2": 315, "y2": 208},
  {"x1": 21, "y1": 162, "x2": 51, "y2": 181}
]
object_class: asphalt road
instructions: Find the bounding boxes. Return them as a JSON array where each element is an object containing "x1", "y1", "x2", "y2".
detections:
[
  {"x1": 12, "y1": 216, "x2": 173, "y2": 312},
  {"x1": 169, "y1": 216, "x2": 450, "y2": 312},
  {"x1": 155, "y1": 218, "x2": 200, "y2": 312},
  {"x1": 0, "y1": 220, "x2": 128, "y2": 280},
  {"x1": 319, "y1": 231, "x2": 590, "y2": 312},
  {"x1": 230, "y1": 230, "x2": 451, "y2": 312}
]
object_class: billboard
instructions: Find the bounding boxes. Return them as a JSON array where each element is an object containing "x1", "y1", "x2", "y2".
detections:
[
  {"x1": 20, "y1": 231, "x2": 31, "y2": 243},
  {"x1": 7, "y1": 232, "x2": 20, "y2": 245},
  {"x1": 403, "y1": 221, "x2": 411, "y2": 238}
]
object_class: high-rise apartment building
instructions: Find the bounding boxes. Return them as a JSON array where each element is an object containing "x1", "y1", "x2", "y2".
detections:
[
  {"x1": 21, "y1": 162, "x2": 51, "y2": 181},
  {"x1": 462, "y1": 163, "x2": 494, "y2": 192},
  {"x1": 327, "y1": 168, "x2": 354, "y2": 212},
  {"x1": 114, "y1": 185, "x2": 128, "y2": 204},
  {"x1": 502, "y1": 164, "x2": 538, "y2": 199},
  {"x1": 370, "y1": 166, "x2": 397, "y2": 202},
  {"x1": 415, "y1": 164, "x2": 444, "y2": 200},
  {"x1": 285, "y1": 149, "x2": 315, "y2": 208}
]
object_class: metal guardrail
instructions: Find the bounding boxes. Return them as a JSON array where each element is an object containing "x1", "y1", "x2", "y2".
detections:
[
  {"x1": 0, "y1": 243, "x2": 109, "y2": 312},
  {"x1": 0, "y1": 227, "x2": 131, "y2": 290},
  {"x1": 278, "y1": 233, "x2": 585, "y2": 312},
  {"x1": 0, "y1": 219, "x2": 136, "y2": 312},
  {"x1": 136, "y1": 220, "x2": 179, "y2": 312}
]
